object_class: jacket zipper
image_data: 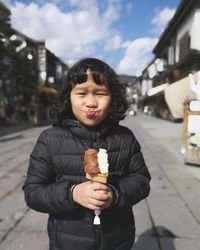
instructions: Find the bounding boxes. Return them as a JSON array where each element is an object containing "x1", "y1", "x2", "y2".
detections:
[
  {"x1": 91, "y1": 129, "x2": 102, "y2": 249},
  {"x1": 90, "y1": 129, "x2": 96, "y2": 148},
  {"x1": 94, "y1": 225, "x2": 102, "y2": 250}
]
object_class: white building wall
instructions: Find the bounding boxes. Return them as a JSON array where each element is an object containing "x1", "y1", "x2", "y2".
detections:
[
  {"x1": 190, "y1": 9, "x2": 200, "y2": 50},
  {"x1": 141, "y1": 79, "x2": 153, "y2": 96},
  {"x1": 141, "y1": 79, "x2": 147, "y2": 96},
  {"x1": 148, "y1": 64, "x2": 156, "y2": 79}
]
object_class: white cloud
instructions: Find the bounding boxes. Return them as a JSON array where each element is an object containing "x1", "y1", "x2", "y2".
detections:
[
  {"x1": 117, "y1": 6, "x2": 176, "y2": 76},
  {"x1": 69, "y1": 0, "x2": 97, "y2": 9},
  {"x1": 151, "y1": 7, "x2": 176, "y2": 35},
  {"x1": 117, "y1": 37, "x2": 158, "y2": 76},
  {"x1": 102, "y1": 1, "x2": 122, "y2": 25},
  {"x1": 121, "y1": 40, "x2": 132, "y2": 48},
  {"x1": 125, "y1": 2, "x2": 133, "y2": 15},
  {"x1": 10, "y1": 0, "x2": 122, "y2": 65},
  {"x1": 105, "y1": 34, "x2": 122, "y2": 50},
  {"x1": 8, "y1": 1, "x2": 177, "y2": 76}
]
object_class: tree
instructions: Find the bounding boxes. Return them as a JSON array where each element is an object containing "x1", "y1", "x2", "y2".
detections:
[
  {"x1": 0, "y1": 2, "x2": 12, "y2": 87},
  {"x1": 0, "y1": 2, "x2": 11, "y2": 31}
]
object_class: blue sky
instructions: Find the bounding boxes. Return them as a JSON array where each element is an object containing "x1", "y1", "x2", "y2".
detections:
[{"x1": 2, "y1": 0, "x2": 181, "y2": 76}]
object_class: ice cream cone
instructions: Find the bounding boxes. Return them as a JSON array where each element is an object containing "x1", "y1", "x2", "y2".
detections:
[
  {"x1": 84, "y1": 148, "x2": 109, "y2": 225},
  {"x1": 86, "y1": 173, "x2": 108, "y2": 183}
]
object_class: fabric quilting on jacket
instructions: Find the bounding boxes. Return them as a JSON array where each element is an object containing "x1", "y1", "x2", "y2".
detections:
[{"x1": 23, "y1": 118, "x2": 151, "y2": 250}]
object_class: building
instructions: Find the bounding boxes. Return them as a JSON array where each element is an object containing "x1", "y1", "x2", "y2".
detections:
[
  {"x1": 0, "y1": 27, "x2": 69, "y2": 125},
  {"x1": 139, "y1": 0, "x2": 200, "y2": 121},
  {"x1": 118, "y1": 74, "x2": 139, "y2": 115}
]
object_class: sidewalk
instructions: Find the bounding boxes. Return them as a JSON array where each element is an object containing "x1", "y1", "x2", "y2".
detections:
[
  {"x1": 0, "y1": 120, "x2": 50, "y2": 140},
  {"x1": 123, "y1": 114, "x2": 200, "y2": 250},
  {"x1": 0, "y1": 114, "x2": 200, "y2": 250},
  {"x1": 128, "y1": 114, "x2": 200, "y2": 181},
  {"x1": 0, "y1": 121, "x2": 30, "y2": 138}
]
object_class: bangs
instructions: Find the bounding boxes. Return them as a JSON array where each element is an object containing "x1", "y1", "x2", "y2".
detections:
[
  {"x1": 70, "y1": 65, "x2": 88, "y2": 84},
  {"x1": 71, "y1": 64, "x2": 108, "y2": 86},
  {"x1": 91, "y1": 70, "x2": 108, "y2": 85}
]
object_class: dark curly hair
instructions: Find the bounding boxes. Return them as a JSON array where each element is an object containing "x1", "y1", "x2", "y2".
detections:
[{"x1": 50, "y1": 58, "x2": 128, "y2": 125}]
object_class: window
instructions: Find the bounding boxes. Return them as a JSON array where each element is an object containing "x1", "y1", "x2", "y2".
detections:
[{"x1": 179, "y1": 32, "x2": 190, "y2": 60}]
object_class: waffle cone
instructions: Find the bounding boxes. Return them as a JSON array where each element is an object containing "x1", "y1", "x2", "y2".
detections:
[{"x1": 86, "y1": 173, "x2": 108, "y2": 183}]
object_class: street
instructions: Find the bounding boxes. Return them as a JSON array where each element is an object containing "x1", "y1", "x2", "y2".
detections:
[{"x1": 0, "y1": 114, "x2": 200, "y2": 250}]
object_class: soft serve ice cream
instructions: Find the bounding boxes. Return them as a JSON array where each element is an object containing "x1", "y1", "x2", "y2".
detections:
[
  {"x1": 84, "y1": 148, "x2": 109, "y2": 224},
  {"x1": 84, "y1": 148, "x2": 109, "y2": 183}
]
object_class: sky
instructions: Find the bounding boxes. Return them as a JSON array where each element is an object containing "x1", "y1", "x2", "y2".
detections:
[{"x1": 2, "y1": 0, "x2": 181, "y2": 76}]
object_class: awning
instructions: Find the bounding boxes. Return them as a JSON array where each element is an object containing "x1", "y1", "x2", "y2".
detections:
[
  {"x1": 147, "y1": 83, "x2": 168, "y2": 96},
  {"x1": 164, "y1": 76, "x2": 196, "y2": 119}
]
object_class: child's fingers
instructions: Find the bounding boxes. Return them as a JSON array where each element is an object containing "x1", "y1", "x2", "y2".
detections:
[
  {"x1": 91, "y1": 181, "x2": 110, "y2": 191},
  {"x1": 92, "y1": 190, "x2": 110, "y2": 200}
]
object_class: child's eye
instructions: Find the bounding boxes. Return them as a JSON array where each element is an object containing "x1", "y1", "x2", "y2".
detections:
[
  {"x1": 96, "y1": 92, "x2": 107, "y2": 96},
  {"x1": 77, "y1": 92, "x2": 86, "y2": 96}
]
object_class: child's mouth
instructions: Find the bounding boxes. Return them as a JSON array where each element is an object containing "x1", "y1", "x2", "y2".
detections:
[{"x1": 86, "y1": 111, "x2": 96, "y2": 118}]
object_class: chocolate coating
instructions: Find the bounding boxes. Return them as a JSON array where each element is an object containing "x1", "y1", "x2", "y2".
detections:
[{"x1": 84, "y1": 148, "x2": 100, "y2": 174}]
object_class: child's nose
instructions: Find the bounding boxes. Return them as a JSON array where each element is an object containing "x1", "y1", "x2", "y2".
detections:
[{"x1": 86, "y1": 95, "x2": 98, "y2": 107}]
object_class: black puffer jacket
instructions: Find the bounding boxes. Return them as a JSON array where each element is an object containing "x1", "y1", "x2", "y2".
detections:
[{"x1": 23, "y1": 119, "x2": 151, "y2": 250}]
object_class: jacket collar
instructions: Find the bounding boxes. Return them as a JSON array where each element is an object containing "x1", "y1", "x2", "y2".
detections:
[{"x1": 61, "y1": 118, "x2": 114, "y2": 141}]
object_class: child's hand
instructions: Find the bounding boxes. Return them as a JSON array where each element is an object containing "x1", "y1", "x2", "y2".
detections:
[{"x1": 72, "y1": 181, "x2": 113, "y2": 210}]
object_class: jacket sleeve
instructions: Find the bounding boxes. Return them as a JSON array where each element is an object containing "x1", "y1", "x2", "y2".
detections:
[
  {"x1": 22, "y1": 131, "x2": 79, "y2": 215},
  {"x1": 115, "y1": 134, "x2": 151, "y2": 208}
]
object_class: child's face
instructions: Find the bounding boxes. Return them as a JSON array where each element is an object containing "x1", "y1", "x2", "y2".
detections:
[{"x1": 70, "y1": 74, "x2": 111, "y2": 127}]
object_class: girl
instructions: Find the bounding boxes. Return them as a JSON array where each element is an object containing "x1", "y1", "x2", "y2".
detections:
[{"x1": 23, "y1": 58, "x2": 151, "y2": 250}]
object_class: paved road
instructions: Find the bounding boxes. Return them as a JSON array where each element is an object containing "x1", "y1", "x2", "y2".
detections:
[{"x1": 0, "y1": 114, "x2": 200, "y2": 250}]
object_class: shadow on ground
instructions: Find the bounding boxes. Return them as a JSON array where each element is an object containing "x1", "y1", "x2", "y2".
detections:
[{"x1": 133, "y1": 226, "x2": 176, "y2": 250}]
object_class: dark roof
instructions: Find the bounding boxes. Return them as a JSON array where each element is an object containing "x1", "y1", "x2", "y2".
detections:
[
  {"x1": 153, "y1": 0, "x2": 200, "y2": 55},
  {"x1": 13, "y1": 29, "x2": 68, "y2": 67},
  {"x1": 46, "y1": 49, "x2": 69, "y2": 68}
]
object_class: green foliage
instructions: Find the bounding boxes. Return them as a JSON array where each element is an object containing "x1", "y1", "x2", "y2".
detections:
[
  {"x1": 0, "y1": 2, "x2": 37, "y2": 97},
  {"x1": 0, "y1": 2, "x2": 11, "y2": 32},
  {"x1": 0, "y1": 2, "x2": 12, "y2": 79}
]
